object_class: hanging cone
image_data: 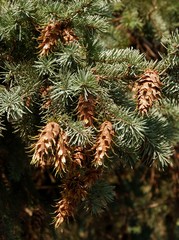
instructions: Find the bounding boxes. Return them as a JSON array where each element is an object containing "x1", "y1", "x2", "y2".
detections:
[
  {"x1": 72, "y1": 146, "x2": 85, "y2": 167},
  {"x1": 60, "y1": 27, "x2": 78, "y2": 44},
  {"x1": 92, "y1": 121, "x2": 114, "y2": 167},
  {"x1": 134, "y1": 69, "x2": 162, "y2": 115},
  {"x1": 54, "y1": 161, "x2": 102, "y2": 228},
  {"x1": 54, "y1": 174, "x2": 87, "y2": 228},
  {"x1": 40, "y1": 86, "x2": 52, "y2": 109},
  {"x1": 54, "y1": 128, "x2": 70, "y2": 174},
  {"x1": 37, "y1": 21, "x2": 62, "y2": 57},
  {"x1": 77, "y1": 94, "x2": 96, "y2": 127},
  {"x1": 32, "y1": 122, "x2": 60, "y2": 167},
  {"x1": 37, "y1": 20, "x2": 78, "y2": 56},
  {"x1": 54, "y1": 198, "x2": 73, "y2": 228}
]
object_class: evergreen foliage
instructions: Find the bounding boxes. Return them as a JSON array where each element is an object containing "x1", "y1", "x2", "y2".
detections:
[{"x1": 0, "y1": 0, "x2": 179, "y2": 239}]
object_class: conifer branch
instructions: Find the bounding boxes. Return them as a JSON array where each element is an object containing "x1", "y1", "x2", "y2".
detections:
[{"x1": 0, "y1": 86, "x2": 25, "y2": 121}]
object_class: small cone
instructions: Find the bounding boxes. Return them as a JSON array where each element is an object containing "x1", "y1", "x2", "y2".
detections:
[
  {"x1": 77, "y1": 94, "x2": 96, "y2": 127},
  {"x1": 60, "y1": 27, "x2": 78, "y2": 44},
  {"x1": 54, "y1": 174, "x2": 87, "y2": 228},
  {"x1": 32, "y1": 122, "x2": 60, "y2": 167},
  {"x1": 134, "y1": 69, "x2": 162, "y2": 115},
  {"x1": 40, "y1": 86, "x2": 52, "y2": 109},
  {"x1": 37, "y1": 21, "x2": 78, "y2": 56},
  {"x1": 54, "y1": 129, "x2": 70, "y2": 174},
  {"x1": 37, "y1": 21, "x2": 62, "y2": 57},
  {"x1": 92, "y1": 121, "x2": 114, "y2": 167},
  {"x1": 72, "y1": 146, "x2": 85, "y2": 167},
  {"x1": 54, "y1": 198, "x2": 72, "y2": 227}
]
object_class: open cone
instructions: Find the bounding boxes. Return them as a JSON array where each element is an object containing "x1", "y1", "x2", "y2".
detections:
[
  {"x1": 32, "y1": 122, "x2": 60, "y2": 167},
  {"x1": 77, "y1": 94, "x2": 96, "y2": 127},
  {"x1": 134, "y1": 69, "x2": 162, "y2": 115},
  {"x1": 54, "y1": 173, "x2": 87, "y2": 228},
  {"x1": 92, "y1": 121, "x2": 114, "y2": 167},
  {"x1": 72, "y1": 146, "x2": 85, "y2": 167},
  {"x1": 54, "y1": 129, "x2": 70, "y2": 174},
  {"x1": 37, "y1": 21, "x2": 62, "y2": 57},
  {"x1": 37, "y1": 20, "x2": 78, "y2": 57}
]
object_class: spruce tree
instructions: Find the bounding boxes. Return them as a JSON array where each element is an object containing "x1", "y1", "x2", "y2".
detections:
[{"x1": 0, "y1": 0, "x2": 178, "y2": 239}]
